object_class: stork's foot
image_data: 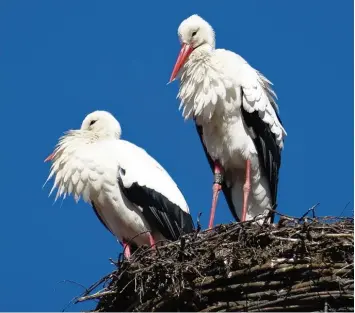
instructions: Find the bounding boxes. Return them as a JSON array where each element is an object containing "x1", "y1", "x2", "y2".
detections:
[
  {"x1": 122, "y1": 241, "x2": 131, "y2": 260},
  {"x1": 241, "y1": 159, "x2": 251, "y2": 222},
  {"x1": 149, "y1": 233, "x2": 157, "y2": 250}
]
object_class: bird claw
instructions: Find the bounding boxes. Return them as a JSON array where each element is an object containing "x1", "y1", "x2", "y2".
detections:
[{"x1": 122, "y1": 241, "x2": 131, "y2": 260}]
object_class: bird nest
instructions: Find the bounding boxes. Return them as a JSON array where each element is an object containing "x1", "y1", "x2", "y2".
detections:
[{"x1": 78, "y1": 212, "x2": 354, "y2": 312}]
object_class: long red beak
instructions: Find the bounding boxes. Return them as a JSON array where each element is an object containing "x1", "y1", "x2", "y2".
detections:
[
  {"x1": 169, "y1": 43, "x2": 193, "y2": 83},
  {"x1": 44, "y1": 152, "x2": 55, "y2": 163}
]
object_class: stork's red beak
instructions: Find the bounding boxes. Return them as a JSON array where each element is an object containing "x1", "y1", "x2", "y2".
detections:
[
  {"x1": 169, "y1": 43, "x2": 193, "y2": 83},
  {"x1": 44, "y1": 152, "x2": 55, "y2": 163}
]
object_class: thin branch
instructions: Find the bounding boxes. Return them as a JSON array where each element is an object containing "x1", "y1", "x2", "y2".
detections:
[{"x1": 76, "y1": 290, "x2": 116, "y2": 302}]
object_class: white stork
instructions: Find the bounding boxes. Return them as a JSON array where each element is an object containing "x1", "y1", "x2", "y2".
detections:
[
  {"x1": 169, "y1": 14, "x2": 287, "y2": 227},
  {"x1": 44, "y1": 110, "x2": 194, "y2": 258}
]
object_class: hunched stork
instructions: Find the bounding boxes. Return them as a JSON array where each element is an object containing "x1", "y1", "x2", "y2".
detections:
[
  {"x1": 44, "y1": 110, "x2": 194, "y2": 258},
  {"x1": 169, "y1": 14, "x2": 287, "y2": 227}
]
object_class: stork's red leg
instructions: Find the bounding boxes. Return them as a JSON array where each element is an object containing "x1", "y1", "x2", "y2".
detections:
[
  {"x1": 208, "y1": 162, "x2": 223, "y2": 229},
  {"x1": 241, "y1": 159, "x2": 251, "y2": 222},
  {"x1": 122, "y1": 240, "x2": 131, "y2": 259},
  {"x1": 148, "y1": 233, "x2": 156, "y2": 249}
]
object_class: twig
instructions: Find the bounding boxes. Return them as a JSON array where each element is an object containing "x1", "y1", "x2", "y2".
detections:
[
  {"x1": 300, "y1": 203, "x2": 320, "y2": 220},
  {"x1": 196, "y1": 211, "x2": 202, "y2": 233},
  {"x1": 339, "y1": 201, "x2": 351, "y2": 217},
  {"x1": 76, "y1": 290, "x2": 116, "y2": 302}
]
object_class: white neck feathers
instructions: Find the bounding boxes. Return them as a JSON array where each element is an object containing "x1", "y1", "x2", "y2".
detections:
[{"x1": 177, "y1": 48, "x2": 234, "y2": 122}]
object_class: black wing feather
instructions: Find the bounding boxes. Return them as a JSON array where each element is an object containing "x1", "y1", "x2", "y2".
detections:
[
  {"x1": 195, "y1": 123, "x2": 240, "y2": 222},
  {"x1": 241, "y1": 93, "x2": 282, "y2": 223},
  {"x1": 118, "y1": 177, "x2": 194, "y2": 241}
]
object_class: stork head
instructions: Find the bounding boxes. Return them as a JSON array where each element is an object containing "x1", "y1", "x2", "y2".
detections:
[
  {"x1": 80, "y1": 110, "x2": 122, "y2": 139},
  {"x1": 44, "y1": 110, "x2": 122, "y2": 162},
  {"x1": 169, "y1": 14, "x2": 215, "y2": 82}
]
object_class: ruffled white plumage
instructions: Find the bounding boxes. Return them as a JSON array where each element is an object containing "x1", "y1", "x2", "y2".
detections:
[
  {"x1": 178, "y1": 48, "x2": 286, "y2": 148},
  {"x1": 44, "y1": 128, "x2": 190, "y2": 245},
  {"x1": 44, "y1": 131, "x2": 115, "y2": 204}
]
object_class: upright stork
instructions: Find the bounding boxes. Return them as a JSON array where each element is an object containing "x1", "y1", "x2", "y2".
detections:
[
  {"x1": 169, "y1": 14, "x2": 287, "y2": 227},
  {"x1": 44, "y1": 110, "x2": 194, "y2": 258}
]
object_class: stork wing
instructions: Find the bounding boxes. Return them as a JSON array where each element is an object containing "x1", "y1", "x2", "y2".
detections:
[
  {"x1": 117, "y1": 140, "x2": 194, "y2": 241},
  {"x1": 238, "y1": 62, "x2": 286, "y2": 218},
  {"x1": 241, "y1": 106, "x2": 281, "y2": 214}
]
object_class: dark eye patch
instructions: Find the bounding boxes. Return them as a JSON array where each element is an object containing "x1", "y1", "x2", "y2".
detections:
[
  {"x1": 89, "y1": 120, "x2": 97, "y2": 126},
  {"x1": 191, "y1": 31, "x2": 197, "y2": 37}
]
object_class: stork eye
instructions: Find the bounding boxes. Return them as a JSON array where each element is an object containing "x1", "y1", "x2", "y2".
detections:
[
  {"x1": 191, "y1": 31, "x2": 197, "y2": 37},
  {"x1": 89, "y1": 120, "x2": 97, "y2": 126}
]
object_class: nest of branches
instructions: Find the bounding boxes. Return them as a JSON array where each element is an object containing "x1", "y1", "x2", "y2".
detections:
[{"x1": 78, "y1": 212, "x2": 354, "y2": 312}]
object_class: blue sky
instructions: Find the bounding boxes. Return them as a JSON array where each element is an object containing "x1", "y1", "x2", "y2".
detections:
[{"x1": 0, "y1": 0, "x2": 353, "y2": 311}]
